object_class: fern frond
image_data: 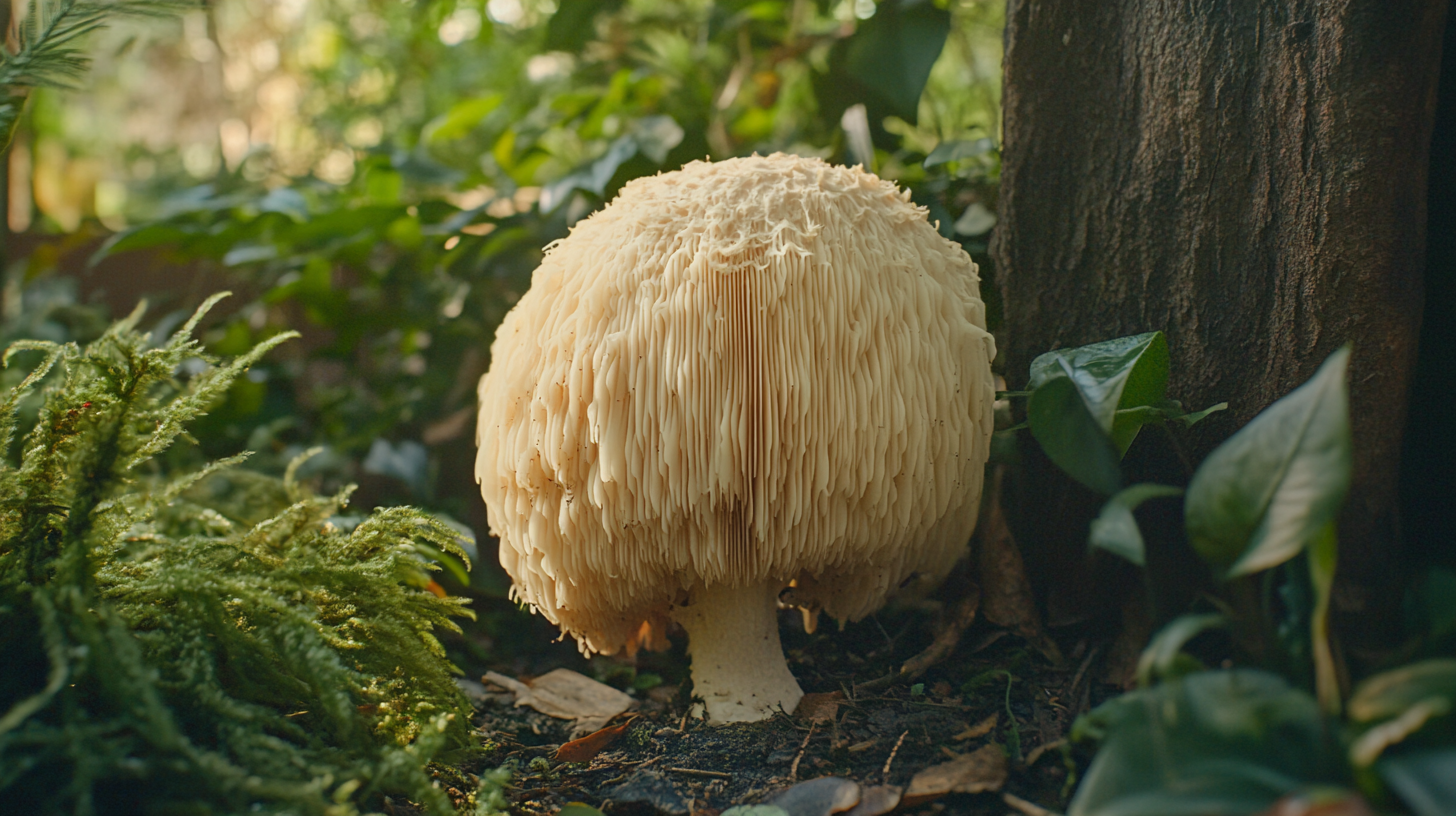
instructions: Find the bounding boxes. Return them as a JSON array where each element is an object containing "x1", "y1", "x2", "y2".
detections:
[
  {"x1": 0, "y1": 297, "x2": 473, "y2": 814},
  {"x1": 0, "y1": 0, "x2": 188, "y2": 147}
]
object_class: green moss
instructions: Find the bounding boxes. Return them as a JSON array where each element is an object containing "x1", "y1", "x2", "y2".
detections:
[{"x1": 0, "y1": 295, "x2": 476, "y2": 815}]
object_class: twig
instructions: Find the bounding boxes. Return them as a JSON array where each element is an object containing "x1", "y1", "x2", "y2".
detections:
[
  {"x1": 1022, "y1": 738, "x2": 1067, "y2": 768},
  {"x1": 789, "y1": 721, "x2": 816, "y2": 782},
  {"x1": 1003, "y1": 792, "x2": 1062, "y2": 816},
  {"x1": 667, "y1": 767, "x2": 731, "y2": 780},
  {"x1": 857, "y1": 586, "x2": 981, "y2": 692},
  {"x1": 881, "y1": 730, "x2": 908, "y2": 779},
  {"x1": 1068, "y1": 644, "x2": 1101, "y2": 697}
]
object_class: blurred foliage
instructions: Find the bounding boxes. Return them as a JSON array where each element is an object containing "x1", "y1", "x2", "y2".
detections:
[
  {"x1": 0, "y1": 296, "x2": 475, "y2": 814},
  {"x1": 19, "y1": 0, "x2": 1006, "y2": 627},
  {"x1": 1008, "y1": 336, "x2": 1456, "y2": 815}
]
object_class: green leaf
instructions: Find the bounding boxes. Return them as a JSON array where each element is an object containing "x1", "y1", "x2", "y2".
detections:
[
  {"x1": 544, "y1": 0, "x2": 625, "y2": 51},
  {"x1": 1089, "y1": 483, "x2": 1184, "y2": 566},
  {"x1": 1378, "y1": 749, "x2": 1456, "y2": 816},
  {"x1": 924, "y1": 138, "x2": 995, "y2": 168},
  {"x1": 90, "y1": 223, "x2": 193, "y2": 264},
  {"x1": 1068, "y1": 670, "x2": 1341, "y2": 816},
  {"x1": 1348, "y1": 659, "x2": 1456, "y2": 739},
  {"x1": 1185, "y1": 347, "x2": 1353, "y2": 577},
  {"x1": 1030, "y1": 332, "x2": 1170, "y2": 454},
  {"x1": 1029, "y1": 374, "x2": 1123, "y2": 495},
  {"x1": 827, "y1": 0, "x2": 951, "y2": 127},
  {"x1": 539, "y1": 137, "x2": 638, "y2": 211},
  {"x1": 256, "y1": 187, "x2": 308, "y2": 220},
  {"x1": 423, "y1": 94, "x2": 504, "y2": 143},
  {"x1": 1177, "y1": 401, "x2": 1228, "y2": 428},
  {"x1": 1135, "y1": 613, "x2": 1226, "y2": 687},
  {"x1": 631, "y1": 115, "x2": 684, "y2": 164}
]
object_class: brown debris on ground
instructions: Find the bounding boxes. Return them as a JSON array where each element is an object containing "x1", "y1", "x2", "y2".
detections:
[{"x1": 448, "y1": 593, "x2": 1109, "y2": 816}]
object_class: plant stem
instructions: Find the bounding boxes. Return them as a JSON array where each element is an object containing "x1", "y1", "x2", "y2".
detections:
[{"x1": 1309, "y1": 522, "x2": 1341, "y2": 715}]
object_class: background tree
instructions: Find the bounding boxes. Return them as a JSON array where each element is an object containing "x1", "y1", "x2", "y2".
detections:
[{"x1": 992, "y1": 0, "x2": 1448, "y2": 653}]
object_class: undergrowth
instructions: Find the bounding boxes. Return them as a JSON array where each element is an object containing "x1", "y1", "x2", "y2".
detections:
[{"x1": 0, "y1": 294, "x2": 477, "y2": 815}]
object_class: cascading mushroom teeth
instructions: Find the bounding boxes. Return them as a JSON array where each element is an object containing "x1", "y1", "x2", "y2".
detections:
[{"x1": 475, "y1": 153, "x2": 996, "y2": 723}]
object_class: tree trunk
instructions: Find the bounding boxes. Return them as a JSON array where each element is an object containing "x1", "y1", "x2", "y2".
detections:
[{"x1": 993, "y1": 0, "x2": 1447, "y2": 650}]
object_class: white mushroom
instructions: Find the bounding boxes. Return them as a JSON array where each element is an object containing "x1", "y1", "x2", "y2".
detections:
[{"x1": 475, "y1": 154, "x2": 996, "y2": 722}]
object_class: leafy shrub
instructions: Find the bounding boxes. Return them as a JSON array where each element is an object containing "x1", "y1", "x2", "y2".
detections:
[
  {"x1": 1009, "y1": 336, "x2": 1455, "y2": 814},
  {"x1": 0, "y1": 295, "x2": 475, "y2": 815}
]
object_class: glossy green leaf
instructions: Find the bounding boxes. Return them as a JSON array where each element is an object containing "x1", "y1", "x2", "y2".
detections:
[
  {"x1": 1089, "y1": 483, "x2": 1184, "y2": 566},
  {"x1": 1029, "y1": 332, "x2": 1170, "y2": 454},
  {"x1": 1029, "y1": 374, "x2": 1123, "y2": 496},
  {"x1": 1135, "y1": 613, "x2": 1226, "y2": 686},
  {"x1": 1378, "y1": 749, "x2": 1456, "y2": 816},
  {"x1": 1185, "y1": 347, "x2": 1353, "y2": 577},
  {"x1": 1068, "y1": 670, "x2": 1341, "y2": 816}
]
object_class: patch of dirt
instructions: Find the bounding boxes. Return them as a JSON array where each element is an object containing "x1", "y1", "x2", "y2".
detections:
[{"x1": 454, "y1": 592, "x2": 1113, "y2": 816}]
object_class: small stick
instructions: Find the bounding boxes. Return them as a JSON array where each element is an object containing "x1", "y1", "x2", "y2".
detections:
[
  {"x1": 1068, "y1": 644, "x2": 1102, "y2": 699},
  {"x1": 667, "y1": 767, "x2": 731, "y2": 780},
  {"x1": 1003, "y1": 792, "x2": 1061, "y2": 816},
  {"x1": 858, "y1": 587, "x2": 982, "y2": 692},
  {"x1": 1022, "y1": 738, "x2": 1067, "y2": 768},
  {"x1": 789, "y1": 722, "x2": 816, "y2": 781},
  {"x1": 881, "y1": 730, "x2": 909, "y2": 779}
]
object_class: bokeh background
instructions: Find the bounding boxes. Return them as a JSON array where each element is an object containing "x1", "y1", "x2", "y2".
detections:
[{"x1": 0, "y1": 0, "x2": 1006, "y2": 673}]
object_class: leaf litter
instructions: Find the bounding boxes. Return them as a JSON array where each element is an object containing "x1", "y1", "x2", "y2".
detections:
[{"x1": 450, "y1": 582, "x2": 1100, "y2": 816}]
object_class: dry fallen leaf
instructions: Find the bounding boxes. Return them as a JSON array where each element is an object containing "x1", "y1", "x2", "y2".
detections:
[
  {"x1": 766, "y1": 776, "x2": 861, "y2": 816},
  {"x1": 902, "y1": 744, "x2": 1008, "y2": 806},
  {"x1": 841, "y1": 786, "x2": 900, "y2": 816},
  {"x1": 483, "y1": 668, "x2": 633, "y2": 736},
  {"x1": 952, "y1": 713, "x2": 998, "y2": 741},
  {"x1": 796, "y1": 691, "x2": 844, "y2": 724},
  {"x1": 554, "y1": 716, "x2": 637, "y2": 763}
]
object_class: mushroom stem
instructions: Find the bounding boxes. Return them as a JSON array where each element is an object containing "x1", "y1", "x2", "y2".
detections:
[{"x1": 673, "y1": 581, "x2": 805, "y2": 723}]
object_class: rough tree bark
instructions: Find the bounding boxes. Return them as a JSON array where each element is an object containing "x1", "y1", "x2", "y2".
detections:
[{"x1": 993, "y1": 0, "x2": 1447, "y2": 648}]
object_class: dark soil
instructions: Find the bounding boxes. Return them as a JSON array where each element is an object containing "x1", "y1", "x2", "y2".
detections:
[{"x1": 442, "y1": 587, "x2": 1115, "y2": 816}]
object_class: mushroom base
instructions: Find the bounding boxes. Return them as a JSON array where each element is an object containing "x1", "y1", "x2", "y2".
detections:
[{"x1": 672, "y1": 582, "x2": 805, "y2": 723}]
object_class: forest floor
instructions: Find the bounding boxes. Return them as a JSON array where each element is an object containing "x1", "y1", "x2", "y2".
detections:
[{"x1": 430, "y1": 571, "x2": 1116, "y2": 816}]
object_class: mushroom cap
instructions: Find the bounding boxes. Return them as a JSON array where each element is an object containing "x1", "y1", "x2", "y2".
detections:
[{"x1": 475, "y1": 153, "x2": 996, "y2": 654}]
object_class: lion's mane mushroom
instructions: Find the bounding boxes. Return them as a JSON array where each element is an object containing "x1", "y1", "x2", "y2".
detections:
[{"x1": 475, "y1": 154, "x2": 995, "y2": 722}]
